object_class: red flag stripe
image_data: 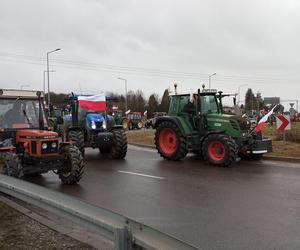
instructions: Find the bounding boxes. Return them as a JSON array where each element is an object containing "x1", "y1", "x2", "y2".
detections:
[{"x1": 78, "y1": 100, "x2": 106, "y2": 111}]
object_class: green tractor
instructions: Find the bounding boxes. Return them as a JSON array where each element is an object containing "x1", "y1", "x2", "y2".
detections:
[
  {"x1": 62, "y1": 94, "x2": 127, "y2": 159},
  {"x1": 154, "y1": 88, "x2": 272, "y2": 166},
  {"x1": 49, "y1": 105, "x2": 68, "y2": 136}
]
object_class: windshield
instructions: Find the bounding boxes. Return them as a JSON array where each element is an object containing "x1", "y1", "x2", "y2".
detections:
[
  {"x1": 0, "y1": 98, "x2": 47, "y2": 129},
  {"x1": 201, "y1": 95, "x2": 218, "y2": 114},
  {"x1": 78, "y1": 106, "x2": 102, "y2": 120}
]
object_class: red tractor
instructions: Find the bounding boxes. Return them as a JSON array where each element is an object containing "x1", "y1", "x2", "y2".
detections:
[{"x1": 0, "y1": 89, "x2": 84, "y2": 184}]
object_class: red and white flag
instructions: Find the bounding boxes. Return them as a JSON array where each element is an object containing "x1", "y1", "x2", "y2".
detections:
[
  {"x1": 189, "y1": 89, "x2": 194, "y2": 104},
  {"x1": 125, "y1": 109, "x2": 131, "y2": 115},
  {"x1": 143, "y1": 110, "x2": 148, "y2": 116},
  {"x1": 255, "y1": 105, "x2": 277, "y2": 132},
  {"x1": 78, "y1": 94, "x2": 106, "y2": 111}
]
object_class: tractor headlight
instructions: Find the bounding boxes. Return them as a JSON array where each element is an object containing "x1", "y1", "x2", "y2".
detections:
[
  {"x1": 102, "y1": 121, "x2": 107, "y2": 129},
  {"x1": 91, "y1": 120, "x2": 97, "y2": 129},
  {"x1": 42, "y1": 143, "x2": 48, "y2": 149},
  {"x1": 51, "y1": 142, "x2": 57, "y2": 148}
]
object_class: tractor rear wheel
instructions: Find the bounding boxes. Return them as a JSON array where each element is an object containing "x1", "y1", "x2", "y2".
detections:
[
  {"x1": 59, "y1": 145, "x2": 84, "y2": 184},
  {"x1": 110, "y1": 129, "x2": 127, "y2": 159},
  {"x1": 68, "y1": 130, "x2": 85, "y2": 156},
  {"x1": 202, "y1": 134, "x2": 237, "y2": 167},
  {"x1": 2, "y1": 151, "x2": 24, "y2": 178},
  {"x1": 155, "y1": 121, "x2": 188, "y2": 161}
]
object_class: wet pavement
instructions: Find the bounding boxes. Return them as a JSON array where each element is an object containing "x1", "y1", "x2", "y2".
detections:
[{"x1": 25, "y1": 145, "x2": 300, "y2": 250}]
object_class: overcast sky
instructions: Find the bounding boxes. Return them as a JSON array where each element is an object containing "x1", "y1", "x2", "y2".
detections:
[{"x1": 0, "y1": 0, "x2": 299, "y2": 108}]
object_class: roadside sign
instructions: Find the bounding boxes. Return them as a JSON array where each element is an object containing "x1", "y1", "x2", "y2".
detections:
[{"x1": 276, "y1": 114, "x2": 291, "y2": 131}]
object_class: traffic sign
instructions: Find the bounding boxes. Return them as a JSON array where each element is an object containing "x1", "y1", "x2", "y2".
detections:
[{"x1": 276, "y1": 114, "x2": 291, "y2": 131}]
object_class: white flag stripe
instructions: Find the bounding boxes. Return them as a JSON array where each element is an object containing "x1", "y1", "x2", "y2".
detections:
[
  {"x1": 258, "y1": 105, "x2": 277, "y2": 124},
  {"x1": 78, "y1": 94, "x2": 106, "y2": 102}
]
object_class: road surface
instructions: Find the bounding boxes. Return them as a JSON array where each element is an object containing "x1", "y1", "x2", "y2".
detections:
[{"x1": 25, "y1": 145, "x2": 300, "y2": 250}]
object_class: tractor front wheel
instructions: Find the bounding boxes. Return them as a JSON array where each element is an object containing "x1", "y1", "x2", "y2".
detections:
[
  {"x1": 110, "y1": 129, "x2": 127, "y2": 159},
  {"x1": 68, "y1": 130, "x2": 85, "y2": 156},
  {"x1": 2, "y1": 151, "x2": 24, "y2": 178},
  {"x1": 155, "y1": 121, "x2": 188, "y2": 161},
  {"x1": 59, "y1": 145, "x2": 84, "y2": 184},
  {"x1": 202, "y1": 134, "x2": 237, "y2": 167}
]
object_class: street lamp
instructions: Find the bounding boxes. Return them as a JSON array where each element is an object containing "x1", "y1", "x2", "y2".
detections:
[
  {"x1": 43, "y1": 70, "x2": 56, "y2": 94},
  {"x1": 237, "y1": 84, "x2": 248, "y2": 106},
  {"x1": 208, "y1": 73, "x2": 216, "y2": 89},
  {"x1": 117, "y1": 77, "x2": 128, "y2": 112},
  {"x1": 47, "y1": 48, "x2": 61, "y2": 106}
]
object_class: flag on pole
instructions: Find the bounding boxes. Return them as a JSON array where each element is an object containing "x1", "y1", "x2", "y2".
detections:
[
  {"x1": 125, "y1": 109, "x2": 131, "y2": 115},
  {"x1": 78, "y1": 94, "x2": 106, "y2": 111},
  {"x1": 255, "y1": 105, "x2": 277, "y2": 132},
  {"x1": 143, "y1": 110, "x2": 148, "y2": 116},
  {"x1": 189, "y1": 89, "x2": 194, "y2": 104}
]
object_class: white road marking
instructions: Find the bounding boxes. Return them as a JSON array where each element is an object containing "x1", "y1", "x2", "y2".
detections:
[{"x1": 117, "y1": 170, "x2": 165, "y2": 180}]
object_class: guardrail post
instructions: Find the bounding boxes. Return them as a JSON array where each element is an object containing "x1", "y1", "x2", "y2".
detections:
[{"x1": 114, "y1": 227, "x2": 133, "y2": 250}]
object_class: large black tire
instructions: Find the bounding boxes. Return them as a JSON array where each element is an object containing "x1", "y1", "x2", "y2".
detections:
[
  {"x1": 2, "y1": 151, "x2": 24, "y2": 178},
  {"x1": 239, "y1": 152, "x2": 263, "y2": 161},
  {"x1": 58, "y1": 145, "x2": 84, "y2": 184},
  {"x1": 68, "y1": 130, "x2": 85, "y2": 156},
  {"x1": 202, "y1": 134, "x2": 237, "y2": 167},
  {"x1": 155, "y1": 121, "x2": 188, "y2": 161},
  {"x1": 110, "y1": 129, "x2": 127, "y2": 159}
]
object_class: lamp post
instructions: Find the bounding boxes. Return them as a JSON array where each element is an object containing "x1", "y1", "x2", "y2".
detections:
[
  {"x1": 237, "y1": 84, "x2": 248, "y2": 106},
  {"x1": 117, "y1": 77, "x2": 128, "y2": 112},
  {"x1": 47, "y1": 48, "x2": 61, "y2": 106},
  {"x1": 43, "y1": 70, "x2": 56, "y2": 94},
  {"x1": 208, "y1": 73, "x2": 216, "y2": 89}
]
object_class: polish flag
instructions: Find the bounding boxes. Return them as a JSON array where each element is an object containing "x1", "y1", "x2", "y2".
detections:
[
  {"x1": 125, "y1": 109, "x2": 131, "y2": 115},
  {"x1": 78, "y1": 94, "x2": 106, "y2": 111},
  {"x1": 255, "y1": 105, "x2": 277, "y2": 132},
  {"x1": 189, "y1": 89, "x2": 194, "y2": 104},
  {"x1": 143, "y1": 110, "x2": 148, "y2": 116}
]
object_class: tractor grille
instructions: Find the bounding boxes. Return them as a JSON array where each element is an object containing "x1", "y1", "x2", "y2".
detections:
[
  {"x1": 95, "y1": 121, "x2": 103, "y2": 128},
  {"x1": 31, "y1": 141, "x2": 37, "y2": 154},
  {"x1": 41, "y1": 140, "x2": 59, "y2": 154}
]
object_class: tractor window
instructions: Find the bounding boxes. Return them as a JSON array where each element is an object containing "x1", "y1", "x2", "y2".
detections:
[
  {"x1": 0, "y1": 98, "x2": 47, "y2": 129},
  {"x1": 201, "y1": 95, "x2": 218, "y2": 114}
]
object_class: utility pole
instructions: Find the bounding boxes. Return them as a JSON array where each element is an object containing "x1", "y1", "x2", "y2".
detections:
[{"x1": 117, "y1": 77, "x2": 128, "y2": 111}]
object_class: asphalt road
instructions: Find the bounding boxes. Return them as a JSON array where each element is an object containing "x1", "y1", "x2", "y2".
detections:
[{"x1": 25, "y1": 145, "x2": 300, "y2": 250}]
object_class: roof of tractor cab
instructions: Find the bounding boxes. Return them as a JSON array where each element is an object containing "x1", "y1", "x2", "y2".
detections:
[{"x1": 0, "y1": 89, "x2": 44, "y2": 99}]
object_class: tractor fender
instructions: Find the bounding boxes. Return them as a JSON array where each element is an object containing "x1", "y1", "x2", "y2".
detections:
[
  {"x1": 154, "y1": 116, "x2": 194, "y2": 136},
  {"x1": 199, "y1": 130, "x2": 226, "y2": 146}
]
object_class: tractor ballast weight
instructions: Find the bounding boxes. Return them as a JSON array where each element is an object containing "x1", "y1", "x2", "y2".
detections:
[
  {"x1": 154, "y1": 88, "x2": 272, "y2": 166},
  {"x1": 0, "y1": 89, "x2": 84, "y2": 184},
  {"x1": 62, "y1": 94, "x2": 127, "y2": 159}
]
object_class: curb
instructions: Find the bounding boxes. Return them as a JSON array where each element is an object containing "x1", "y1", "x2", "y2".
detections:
[{"x1": 128, "y1": 143, "x2": 300, "y2": 163}]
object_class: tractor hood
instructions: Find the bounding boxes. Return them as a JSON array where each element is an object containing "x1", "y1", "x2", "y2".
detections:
[
  {"x1": 86, "y1": 113, "x2": 113, "y2": 130},
  {"x1": 16, "y1": 130, "x2": 59, "y2": 139}
]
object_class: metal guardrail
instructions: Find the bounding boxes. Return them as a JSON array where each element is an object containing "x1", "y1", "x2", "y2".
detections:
[{"x1": 0, "y1": 174, "x2": 200, "y2": 250}]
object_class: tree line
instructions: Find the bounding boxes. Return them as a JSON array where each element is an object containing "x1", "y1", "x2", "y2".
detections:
[{"x1": 47, "y1": 87, "x2": 283, "y2": 118}]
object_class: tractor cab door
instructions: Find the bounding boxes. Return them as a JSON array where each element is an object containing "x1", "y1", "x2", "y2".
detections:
[{"x1": 178, "y1": 95, "x2": 197, "y2": 129}]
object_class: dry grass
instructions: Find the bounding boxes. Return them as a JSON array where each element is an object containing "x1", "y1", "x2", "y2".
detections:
[
  {"x1": 262, "y1": 122, "x2": 300, "y2": 158},
  {"x1": 127, "y1": 123, "x2": 300, "y2": 158},
  {"x1": 127, "y1": 130, "x2": 155, "y2": 147}
]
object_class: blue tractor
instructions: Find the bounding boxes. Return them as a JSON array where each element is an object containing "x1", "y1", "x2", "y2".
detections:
[{"x1": 63, "y1": 94, "x2": 127, "y2": 159}]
